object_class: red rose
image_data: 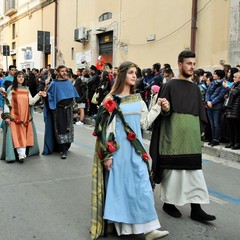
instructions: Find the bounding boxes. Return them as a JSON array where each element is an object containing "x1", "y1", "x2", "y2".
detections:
[
  {"x1": 23, "y1": 122, "x2": 28, "y2": 127},
  {"x1": 14, "y1": 119, "x2": 21, "y2": 124},
  {"x1": 2, "y1": 92, "x2": 7, "y2": 98},
  {"x1": 1, "y1": 113, "x2": 7, "y2": 120},
  {"x1": 142, "y1": 152, "x2": 150, "y2": 161},
  {"x1": 104, "y1": 99, "x2": 117, "y2": 112},
  {"x1": 98, "y1": 151, "x2": 104, "y2": 160},
  {"x1": 107, "y1": 141, "x2": 117, "y2": 153},
  {"x1": 92, "y1": 131, "x2": 98, "y2": 137},
  {"x1": 127, "y1": 131, "x2": 136, "y2": 141}
]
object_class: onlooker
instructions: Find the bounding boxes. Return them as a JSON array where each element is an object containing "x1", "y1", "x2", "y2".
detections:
[
  {"x1": 205, "y1": 69, "x2": 227, "y2": 146},
  {"x1": 88, "y1": 65, "x2": 100, "y2": 116},
  {"x1": 149, "y1": 85, "x2": 160, "y2": 110},
  {"x1": 74, "y1": 74, "x2": 87, "y2": 126},
  {"x1": 223, "y1": 72, "x2": 240, "y2": 150}
]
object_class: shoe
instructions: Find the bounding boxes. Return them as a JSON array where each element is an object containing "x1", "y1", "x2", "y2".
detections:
[
  {"x1": 61, "y1": 152, "x2": 67, "y2": 159},
  {"x1": 211, "y1": 139, "x2": 219, "y2": 147},
  {"x1": 145, "y1": 230, "x2": 169, "y2": 240},
  {"x1": 191, "y1": 209, "x2": 216, "y2": 222},
  {"x1": 75, "y1": 121, "x2": 84, "y2": 126},
  {"x1": 225, "y1": 142, "x2": 234, "y2": 148},
  {"x1": 18, "y1": 157, "x2": 25, "y2": 163},
  {"x1": 162, "y1": 203, "x2": 182, "y2": 218},
  {"x1": 207, "y1": 141, "x2": 213, "y2": 145},
  {"x1": 231, "y1": 143, "x2": 240, "y2": 150}
]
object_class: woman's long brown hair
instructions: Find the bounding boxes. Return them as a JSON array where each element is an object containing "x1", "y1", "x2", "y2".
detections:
[{"x1": 110, "y1": 61, "x2": 137, "y2": 95}]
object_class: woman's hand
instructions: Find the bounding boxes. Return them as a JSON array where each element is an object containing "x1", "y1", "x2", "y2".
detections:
[
  {"x1": 158, "y1": 98, "x2": 170, "y2": 111},
  {"x1": 39, "y1": 91, "x2": 47, "y2": 97},
  {"x1": 103, "y1": 158, "x2": 112, "y2": 170}
]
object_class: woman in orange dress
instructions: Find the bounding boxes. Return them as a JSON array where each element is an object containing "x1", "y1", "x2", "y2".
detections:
[{"x1": 1, "y1": 71, "x2": 44, "y2": 163}]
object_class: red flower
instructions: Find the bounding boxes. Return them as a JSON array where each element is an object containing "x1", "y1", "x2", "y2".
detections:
[
  {"x1": 107, "y1": 141, "x2": 117, "y2": 153},
  {"x1": 23, "y1": 122, "x2": 28, "y2": 127},
  {"x1": 104, "y1": 99, "x2": 117, "y2": 112},
  {"x1": 98, "y1": 151, "x2": 104, "y2": 160},
  {"x1": 92, "y1": 131, "x2": 98, "y2": 137},
  {"x1": 127, "y1": 131, "x2": 136, "y2": 141},
  {"x1": 14, "y1": 119, "x2": 21, "y2": 124},
  {"x1": 2, "y1": 92, "x2": 7, "y2": 98},
  {"x1": 1, "y1": 113, "x2": 7, "y2": 120},
  {"x1": 142, "y1": 152, "x2": 150, "y2": 161}
]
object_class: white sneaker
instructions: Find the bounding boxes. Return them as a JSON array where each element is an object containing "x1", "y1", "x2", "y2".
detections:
[
  {"x1": 145, "y1": 230, "x2": 169, "y2": 240},
  {"x1": 75, "y1": 121, "x2": 84, "y2": 126}
]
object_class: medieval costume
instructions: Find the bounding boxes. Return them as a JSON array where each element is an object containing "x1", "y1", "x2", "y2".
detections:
[
  {"x1": 42, "y1": 79, "x2": 79, "y2": 157},
  {"x1": 1, "y1": 86, "x2": 40, "y2": 162},
  {"x1": 90, "y1": 94, "x2": 168, "y2": 239},
  {"x1": 150, "y1": 78, "x2": 215, "y2": 221}
]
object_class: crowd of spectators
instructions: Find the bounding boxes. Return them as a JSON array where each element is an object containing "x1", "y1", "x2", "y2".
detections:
[{"x1": 1, "y1": 61, "x2": 240, "y2": 150}]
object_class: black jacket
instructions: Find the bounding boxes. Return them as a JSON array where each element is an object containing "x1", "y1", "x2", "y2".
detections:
[{"x1": 224, "y1": 81, "x2": 240, "y2": 119}]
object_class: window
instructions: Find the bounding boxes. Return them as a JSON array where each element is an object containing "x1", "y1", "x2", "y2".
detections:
[
  {"x1": 12, "y1": 23, "x2": 16, "y2": 39},
  {"x1": 99, "y1": 12, "x2": 112, "y2": 22},
  {"x1": 5, "y1": 0, "x2": 16, "y2": 11}
]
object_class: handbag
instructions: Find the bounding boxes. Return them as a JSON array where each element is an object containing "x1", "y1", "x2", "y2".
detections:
[{"x1": 91, "y1": 92, "x2": 99, "y2": 104}]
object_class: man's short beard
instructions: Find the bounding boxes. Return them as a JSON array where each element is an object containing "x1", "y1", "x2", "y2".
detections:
[{"x1": 182, "y1": 70, "x2": 192, "y2": 78}]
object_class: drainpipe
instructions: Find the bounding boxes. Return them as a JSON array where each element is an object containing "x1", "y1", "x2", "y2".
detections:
[
  {"x1": 54, "y1": 0, "x2": 58, "y2": 67},
  {"x1": 190, "y1": 0, "x2": 198, "y2": 53}
]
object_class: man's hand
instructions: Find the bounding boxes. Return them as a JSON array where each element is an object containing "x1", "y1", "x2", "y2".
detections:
[{"x1": 207, "y1": 101, "x2": 212, "y2": 108}]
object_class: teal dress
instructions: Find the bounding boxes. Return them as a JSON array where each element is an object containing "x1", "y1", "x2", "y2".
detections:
[{"x1": 103, "y1": 94, "x2": 158, "y2": 224}]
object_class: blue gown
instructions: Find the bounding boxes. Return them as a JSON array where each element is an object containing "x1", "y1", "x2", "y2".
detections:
[{"x1": 103, "y1": 94, "x2": 158, "y2": 224}]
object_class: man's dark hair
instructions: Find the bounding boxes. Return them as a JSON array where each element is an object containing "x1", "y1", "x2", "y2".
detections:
[
  {"x1": 178, "y1": 51, "x2": 196, "y2": 63},
  {"x1": 195, "y1": 68, "x2": 204, "y2": 77},
  {"x1": 90, "y1": 65, "x2": 98, "y2": 72},
  {"x1": 56, "y1": 65, "x2": 66, "y2": 72},
  {"x1": 9, "y1": 65, "x2": 16, "y2": 70},
  {"x1": 204, "y1": 71, "x2": 213, "y2": 79},
  {"x1": 164, "y1": 63, "x2": 171, "y2": 69},
  {"x1": 153, "y1": 63, "x2": 160, "y2": 72},
  {"x1": 214, "y1": 69, "x2": 225, "y2": 79}
]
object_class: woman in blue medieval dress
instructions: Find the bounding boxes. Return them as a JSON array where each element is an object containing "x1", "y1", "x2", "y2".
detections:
[{"x1": 90, "y1": 61, "x2": 170, "y2": 240}]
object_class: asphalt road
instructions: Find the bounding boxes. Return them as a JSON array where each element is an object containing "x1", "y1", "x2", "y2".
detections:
[{"x1": 0, "y1": 112, "x2": 239, "y2": 240}]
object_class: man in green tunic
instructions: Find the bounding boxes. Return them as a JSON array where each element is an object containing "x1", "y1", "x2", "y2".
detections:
[{"x1": 150, "y1": 50, "x2": 216, "y2": 222}]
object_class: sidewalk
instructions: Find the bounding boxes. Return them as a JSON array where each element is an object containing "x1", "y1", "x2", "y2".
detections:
[{"x1": 84, "y1": 116, "x2": 240, "y2": 163}]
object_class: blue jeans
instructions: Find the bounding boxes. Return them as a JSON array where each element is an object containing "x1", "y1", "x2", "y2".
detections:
[{"x1": 207, "y1": 109, "x2": 222, "y2": 141}]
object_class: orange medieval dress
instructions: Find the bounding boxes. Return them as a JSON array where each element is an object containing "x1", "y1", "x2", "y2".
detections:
[
  {"x1": 10, "y1": 88, "x2": 34, "y2": 148},
  {"x1": 1, "y1": 87, "x2": 40, "y2": 162}
]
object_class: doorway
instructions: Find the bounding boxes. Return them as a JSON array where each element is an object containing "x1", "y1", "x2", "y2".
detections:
[{"x1": 98, "y1": 31, "x2": 113, "y2": 65}]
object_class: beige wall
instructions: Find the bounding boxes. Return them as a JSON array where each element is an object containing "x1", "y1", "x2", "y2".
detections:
[{"x1": 0, "y1": 0, "x2": 236, "y2": 72}]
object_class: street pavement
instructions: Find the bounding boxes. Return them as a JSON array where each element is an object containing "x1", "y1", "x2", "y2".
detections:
[{"x1": 0, "y1": 111, "x2": 240, "y2": 240}]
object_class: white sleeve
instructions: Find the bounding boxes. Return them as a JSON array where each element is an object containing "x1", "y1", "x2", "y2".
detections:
[
  {"x1": 29, "y1": 92, "x2": 40, "y2": 105},
  {"x1": 140, "y1": 100, "x2": 161, "y2": 130},
  {"x1": 106, "y1": 114, "x2": 116, "y2": 140}
]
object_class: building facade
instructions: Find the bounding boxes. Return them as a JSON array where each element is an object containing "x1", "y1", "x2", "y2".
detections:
[{"x1": 0, "y1": 0, "x2": 239, "y2": 71}]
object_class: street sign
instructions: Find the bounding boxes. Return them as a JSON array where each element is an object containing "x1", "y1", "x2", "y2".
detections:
[{"x1": 3, "y1": 45, "x2": 10, "y2": 56}]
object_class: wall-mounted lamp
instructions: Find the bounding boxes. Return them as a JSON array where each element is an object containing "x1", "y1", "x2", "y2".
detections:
[{"x1": 96, "y1": 27, "x2": 106, "y2": 32}]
